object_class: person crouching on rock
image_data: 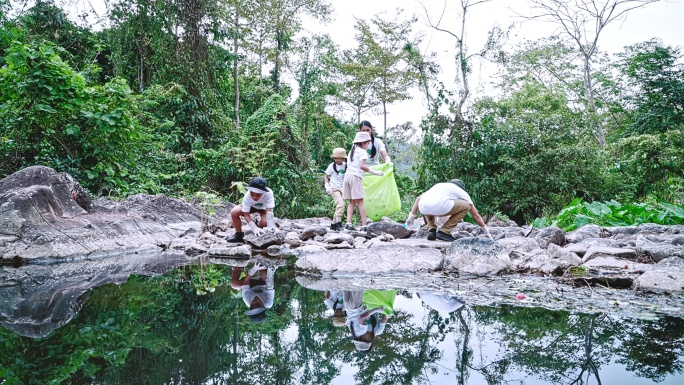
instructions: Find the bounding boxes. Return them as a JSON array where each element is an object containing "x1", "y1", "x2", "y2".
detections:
[
  {"x1": 325, "y1": 148, "x2": 348, "y2": 231},
  {"x1": 231, "y1": 263, "x2": 275, "y2": 324},
  {"x1": 226, "y1": 177, "x2": 276, "y2": 243},
  {"x1": 343, "y1": 290, "x2": 387, "y2": 353},
  {"x1": 343, "y1": 132, "x2": 384, "y2": 231},
  {"x1": 406, "y1": 179, "x2": 493, "y2": 242}
]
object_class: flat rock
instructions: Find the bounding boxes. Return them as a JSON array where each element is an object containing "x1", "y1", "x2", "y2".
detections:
[
  {"x1": 444, "y1": 237, "x2": 512, "y2": 275},
  {"x1": 582, "y1": 246, "x2": 637, "y2": 263},
  {"x1": 636, "y1": 244, "x2": 684, "y2": 262},
  {"x1": 367, "y1": 221, "x2": 411, "y2": 239},
  {"x1": 498, "y1": 237, "x2": 541, "y2": 253},
  {"x1": 208, "y1": 244, "x2": 252, "y2": 258},
  {"x1": 635, "y1": 257, "x2": 684, "y2": 293},
  {"x1": 582, "y1": 256, "x2": 652, "y2": 274},
  {"x1": 295, "y1": 244, "x2": 442, "y2": 275}
]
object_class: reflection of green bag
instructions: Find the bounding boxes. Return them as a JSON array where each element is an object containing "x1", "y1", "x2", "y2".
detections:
[
  {"x1": 363, "y1": 163, "x2": 401, "y2": 221},
  {"x1": 363, "y1": 290, "x2": 396, "y2": 315}
]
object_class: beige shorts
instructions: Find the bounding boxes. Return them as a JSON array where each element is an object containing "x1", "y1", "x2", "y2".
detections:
[{"x1": 342, "y1": 175, "x2": 364, "y2": 200}]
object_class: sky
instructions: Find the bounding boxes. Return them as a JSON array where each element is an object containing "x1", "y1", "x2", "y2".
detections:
[{"x1": 300, "y1": 0, "x2": 684, "y2": 134}]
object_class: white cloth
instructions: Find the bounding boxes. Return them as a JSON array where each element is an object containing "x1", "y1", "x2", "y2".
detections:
[
  {"x1": 418, "y1": 292, "x2": 465, "y2": 315},
  {"x1": 366, "y1": 138, "x2": 386, "y2": 165},
  {"x1": 346, "y1": 146, "x2": 369, "y2": 178},
  {"x1": 324, "y1": 290, "x2": 344, "y2": 311},
  {"x1": 365, "y1": 313, "x2": 387, "y2": 336},
  {"x1": 418, "y1": 183, "x2": 473, "y2": 216},
  {"x1": 325, "y1": 162, "x2": 346, "y2": 190},
  {"x1": 241, "y1": 187, "x2": 275, "y2": 212},
  {"x1": 242, "y1": 285, "x2": 275, "y2": 309}
]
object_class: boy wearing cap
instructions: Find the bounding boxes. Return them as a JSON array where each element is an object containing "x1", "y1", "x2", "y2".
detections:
[
  {"x1": 406, "y1": 179, "x2": 493, "y2": 242},
  {"x1": 231, "y1": 263, "x2": 275, "y2": 324},
  {"x1": 324, "y1": 148, "x2": 348, "y2": 231},
  {"x1": 226, "y1": 177, "x2": 276, "y2": 243}
]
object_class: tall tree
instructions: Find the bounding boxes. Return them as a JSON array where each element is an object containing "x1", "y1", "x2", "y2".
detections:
[
  {"x1": 526, "y1": 0, "x2": 662, "y2": 148},
  {"x1": 355, "y1": 10, "x2": 422, "y2": 134}
]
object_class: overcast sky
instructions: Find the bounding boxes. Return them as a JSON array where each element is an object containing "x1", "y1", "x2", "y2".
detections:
[{"x1": 301, "y1": 0, "x2": 684, "y2": 133}]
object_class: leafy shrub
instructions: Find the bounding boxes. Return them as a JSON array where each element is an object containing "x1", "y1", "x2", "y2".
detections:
[{"x1": 536, "y1": 198, "x2": 684, "y2": 231}]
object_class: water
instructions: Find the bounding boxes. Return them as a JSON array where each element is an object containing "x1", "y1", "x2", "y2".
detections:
[{"x1": 1, "y1": 258, "x2": 683, "y2": 385}]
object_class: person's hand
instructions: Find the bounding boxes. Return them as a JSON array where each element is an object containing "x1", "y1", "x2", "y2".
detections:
[
  {"x1": 248, "y1": 262, "x2": 265, "y2": 276},
  {"x1": 266, "y1": 226, "x2": 276, "y2": 233},
  {"x1": 370, "y1": 169, "x2": 384, "y2": 177},
  {"x1": 406, "y1": 213, "x2": 415, "y2": 226},
  {"x1": 483, "y1": 226, "x2": 494, "y2": 241},
  {"x1": 325, "y1": 183, "x2": 332, "y2": 194},
  {"x1": 248, "y1": 221, "x2": 264, "y2": 237}
]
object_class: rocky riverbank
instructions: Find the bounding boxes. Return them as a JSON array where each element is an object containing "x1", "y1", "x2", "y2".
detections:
[{"x1": 1, "y1": 166, "x2": 683, "y2": 295}]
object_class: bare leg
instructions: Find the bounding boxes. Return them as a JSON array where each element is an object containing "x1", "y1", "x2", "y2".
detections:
[
  {"x1": 346, "y1": 200, "x2": 356, "y2": 224},
  {"x1": 230, "y1": 205, "x2": 244, "y2": 232},
  {"x1": 357, "y1": 200, "x2": 367, "y2": 226}
]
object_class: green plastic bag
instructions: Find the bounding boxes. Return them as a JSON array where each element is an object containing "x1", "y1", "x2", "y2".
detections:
[
  {"x1": 363, "y1": 290, "x2": 396, "y2": 316},
  {"x1": 363, "y1": 163, "x2": 401, "y2": 221}
]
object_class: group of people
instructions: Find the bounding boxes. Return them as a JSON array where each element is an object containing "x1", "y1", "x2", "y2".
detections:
[
  {"x1": 324, "y1": 120, "x2": 391, "y2": 231},
  {"x1": 225, "y1": 119, "x2": 493, "y2": 244}
]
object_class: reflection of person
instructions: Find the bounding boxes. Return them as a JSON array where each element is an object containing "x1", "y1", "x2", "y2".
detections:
[
  {"x1": 231, "y1": 263, "x2": 275, "y2": 323},
  {"x1": 406, "y1": 179, "x2": 493, "y2": 242},
  {"x1": 226, "y1": 177, "x2": 276, "y2": 243},
  {"x1": 416, "y1": 292, "x2": 465, "y2": 317},
  {"x1": 324, "y1": 148, "x2": 347, "y2": 231},
  {"x1": 344, "y1": 290, "x2": 388, "y2": 352},
  {"x1": 343, "y1": 132, "x2": 384, "y2": 231},
  {"x1": 324, "y1": 290, "x2": 346, "y2": 327},
  {"x1": 359, "y1": 120, "x2": 391, "y2": 165}
]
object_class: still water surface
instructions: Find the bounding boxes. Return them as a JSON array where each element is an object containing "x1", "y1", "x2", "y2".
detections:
[{"x1": 0, "y1": 259, "x2": 682, "y2": 385}]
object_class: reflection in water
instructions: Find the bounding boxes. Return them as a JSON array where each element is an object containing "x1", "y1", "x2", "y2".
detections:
[{"x1": 0, "y1": 260, "x2": 682, "y2": 384}]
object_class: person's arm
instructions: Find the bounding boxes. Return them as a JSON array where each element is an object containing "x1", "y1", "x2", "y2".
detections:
[
  {"x1": 361, "y1": 159, "x2": 383, "y2": 176},
  {"x1": 231, "y1": 267, "x2": 248, "y2": 289},
  {"x1": 381, "y1": 149, "x2": 391, "y2": 163},
  {"x1": 406, "y1": 195, "x2": 422, "y2": 224},
  {"x1": 469, "y1": 204, "x2": 493, "y2": 240},
  {"x1": 359, "y1": 306, "x2": 384, "y2": 324},
  {"x1": 324, "y1": 174, "x2": 332, "y2": 194}
]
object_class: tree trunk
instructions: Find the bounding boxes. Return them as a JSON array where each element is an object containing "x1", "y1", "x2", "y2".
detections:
[
  {"x1": 583, "y1": 55, "x2": 606, "y2": 148},
  {"x1": 233, "y1": 4, "x2": 240, "y2": 129}
]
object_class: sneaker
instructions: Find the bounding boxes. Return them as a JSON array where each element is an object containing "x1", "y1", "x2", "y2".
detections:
[
  {"x1": 436, "y1": 230, "x2": 456, "y2": 242},
  {"x1": 427, "y1": 229, "x2": 437, "y2": 241},
  {"x1": 345, "y1": 223, "x2": 356, "y2": 231},
  {"x1": 226, "y1": 231, "x2": 245, "y2": 243},
  {"x1": 330, "y1": 222, "x2": 337, "y2": 231}
]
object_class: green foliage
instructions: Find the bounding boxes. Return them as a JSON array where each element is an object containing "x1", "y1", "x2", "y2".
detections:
[
  {"x1": 611, "y1": 129, "x2": 684, "y2": 203},
  {"x1": 536, "y1": 198, "x2": 684, "y2": 231}
]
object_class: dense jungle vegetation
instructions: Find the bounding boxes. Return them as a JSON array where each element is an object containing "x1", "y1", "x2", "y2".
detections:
[{"x1": 0, "y1": 0, "x2": 682, "y2": 224}]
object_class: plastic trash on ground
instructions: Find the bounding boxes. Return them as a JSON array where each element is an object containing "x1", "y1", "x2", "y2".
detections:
[{"x1": 363, "y1": 163, "x2": 401, "y2": 221}]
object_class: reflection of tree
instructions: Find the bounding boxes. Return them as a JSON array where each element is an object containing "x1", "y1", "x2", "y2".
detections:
[{"x1": 617, "y1": 316, "x2": 684, "y2": 382}]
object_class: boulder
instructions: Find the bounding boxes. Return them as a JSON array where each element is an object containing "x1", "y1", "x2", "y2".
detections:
[
  {"x1": 444, "y1": 237, "x2": 512, "y2": 275},
  {"x1": 246, "y1": 230, "x2": 285, "y2": 249},
  {"x1": 367, "y1": 220, "x2": 412, "y2": 239},
  {"x1": 565, "y1": 224, "x2": 600, "y2": 243},
  {"x1": 635, "y1": 257, "x2": 684, "y2": 293},
  {"x1": 498, "y1": 236, "x2": 542, "y2": 253},
  {"x1": 324, "y1": 232, "x2": 356, "y2": 245},
  {"x1": 636, "y1": 244, "x2": 684, "y2": 262},
  {"x1": 535, "y1": 226, "x2": 566, "y2": 248},
  {"x1": 300, "y1": 225, "x2": 327, "y2": 241}
]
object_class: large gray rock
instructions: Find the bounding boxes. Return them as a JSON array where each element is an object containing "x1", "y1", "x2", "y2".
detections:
[
  {"x1": 562, "y1": 238, "x2": 626, "y2": 257},
  {"x1": 300, "y1": 225, "x2": 327, "y2": 241},
  {"x1": 581, "y1": 246, "x2": 637, "y2": 263},
  {"x1": 636, "y1": 244, "x2": 684, "y2": 262},
  {"x1": 498, "y1": 236, "x2": 541, "y2": 253},
  {"x1": 367, "y1": 220, "x2": 412, "y2": 239},
  {"x1": 0, "y1": 166, "x2": 203, "y2": 263},
  {"x1": 535, "y1": 226, "x2": 566, "y2": 248},
  {"x1": 582, "y1": 256, "x2": 652, "y2": 274},
  {"x1": 444, "y1": 237, "x2": 512, "y2": 275},
  {"x1": 635, "y1": 257, "x2": 684, "y2": 292},
  {"x1": 565, "y1": 224, "x2": 601, "y2": 243},
  {"x1": 246, "y1": 230, "x2": 285, "y2": 249},
  {"x1": 513, "y1": 244, "x2": 581, "y2": 275},
  {"x1": 295, "y1": 244, "x2": 442, "y2": 275}
]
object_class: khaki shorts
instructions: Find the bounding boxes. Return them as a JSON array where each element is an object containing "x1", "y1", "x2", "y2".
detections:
[{"x1": 342, "y1": 175, "x2": 364, "y2": 200}]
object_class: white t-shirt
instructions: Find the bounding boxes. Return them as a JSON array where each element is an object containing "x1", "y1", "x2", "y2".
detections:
[
  {"x1": 366, "y1": 138, "x2": 387, "y2": 165},
  {"x1": 242, "y1": 285, "x2": 275, "y2": 309},
  {"x1": 241, "y1": 188, "x2": 275, "y2": 212},
  {"x1": 345, "y1": 146, "x2": 369, "y2": 178},
  {"x1": 418, "y1": 183, "x2": 473, "y2": 216},
  {"x1": 418, "y1": 292, "x2": 465, "y2": 316},
  {"x1": 325, "y1": 162, "x2": 346, "y2": 190},
  {"x1": 324, "y1": 290, "x2": 344, "y2": 311}
]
